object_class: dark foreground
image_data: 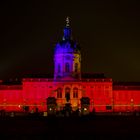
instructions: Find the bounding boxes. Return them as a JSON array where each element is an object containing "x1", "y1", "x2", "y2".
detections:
[{"x1": 1, "y1": 115, "x2": 140, "y2": 140}]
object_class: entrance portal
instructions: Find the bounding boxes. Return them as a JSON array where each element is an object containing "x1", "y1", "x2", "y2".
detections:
[{"x1": 65, "y1": 87, "x2": 70, "y2": 102}]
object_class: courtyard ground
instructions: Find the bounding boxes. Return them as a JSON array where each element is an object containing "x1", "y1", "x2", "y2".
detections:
[{"x1": 0, "y1": 115, "x2": 140, "y2": 140}]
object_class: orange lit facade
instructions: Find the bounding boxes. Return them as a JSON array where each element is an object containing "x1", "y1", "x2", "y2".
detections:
[{"x1": 0, "y1": 18, "x2": 140, "y2": 113}]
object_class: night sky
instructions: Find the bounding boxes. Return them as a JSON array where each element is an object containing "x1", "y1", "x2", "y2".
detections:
[{"x1": 0, "y1": 0, "x2": 140, "y2": 81}]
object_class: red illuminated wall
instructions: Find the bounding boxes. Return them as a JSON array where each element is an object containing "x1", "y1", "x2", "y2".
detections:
[
  {"x1": 113, "y1": 84, "x2": 140, "y2": 112},
  {"x1": 0, "y1": 85, "x2": 22, "y2": 111},
  {"x1": 21, "y1": 78, "x2": 113, "y2": 113},
  {"x1": 0, "y1": 78, "x2": 140, "y2": 113},
  {"x1": 81, "y1": 79, "x2": 113, "y2": 112}
]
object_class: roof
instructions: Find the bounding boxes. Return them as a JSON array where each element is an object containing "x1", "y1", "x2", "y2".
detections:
[
  {"x1": 81, "y1": 73, "x2": 106, "y2": 79},
  {"x1": 113, "y1": 81, "x2": 140, "y2": 86},
  {"x1": 23, "y1": 73, "x2": 54, "y2": 78},
  {"x1": 113, "y1": 81, "x2": 140, "y2": 90},
  {"x1": 2, "y1": 78, "x2": 22, "y2": 85}
]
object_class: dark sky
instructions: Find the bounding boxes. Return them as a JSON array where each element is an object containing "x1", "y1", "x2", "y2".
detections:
[{"x1": 0, "y1": 0, "x2": 140, "y2": 81}]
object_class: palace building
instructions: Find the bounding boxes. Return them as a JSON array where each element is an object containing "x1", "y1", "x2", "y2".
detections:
[{"x1": 0, "y1": 17, "x2": 140, "y2": 114}]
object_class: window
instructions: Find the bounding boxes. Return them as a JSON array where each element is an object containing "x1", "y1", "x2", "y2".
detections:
[
  {"x1": 57, "y1": 88, "x2": 62, "y2": 98},
  {"x1": 65, "y1": 87, "x2": 70, "y2": 101},
  {"x1": 65, "y1": 63, "x2": 70, "y2": 72},
  {"x1": 58, "y1": 64, "x2": 61, "y2": 73},
  {"x1": 73, "y1": 87, "x2": 78, "y2": 98},
  {"x1": 106, "y1": 105, "x2": 112, "y2": 110},
  {"x1": 65, "y1": 87, "x2": 70, "y2": 95},
  {"x1": 75, "y1": 63, "x2": 78, "y2": 72}
]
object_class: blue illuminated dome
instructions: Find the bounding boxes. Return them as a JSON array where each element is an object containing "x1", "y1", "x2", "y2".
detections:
[
  {"x1": 55, "y1": 17, "x2": 80, "y2": 54},
  {"x1": 54, "y1": 17, "x2": 81, "y2": 80}
]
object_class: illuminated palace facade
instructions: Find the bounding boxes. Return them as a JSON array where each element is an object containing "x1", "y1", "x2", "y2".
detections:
[{"x1": 0, "y1": 18, "x2": 140, "y2": 113}]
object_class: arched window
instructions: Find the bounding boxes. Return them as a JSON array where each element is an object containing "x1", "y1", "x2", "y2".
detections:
[
  {"x1": 57, "y1": 88, "x2": 62, "y2": 98},
  {"x1": 65, "y1": 63, "x2": 70, "y2": 72},
  {"x1": 75, "y1": 63, "x2": 78, "y2": 73},
  {"x1": 73, "y1": 87, "x2": 78, "y2": 98},
  {"x1": 65, "y1": 87, "x2": 70, "y2": 102},
  {"x1": 58, "y1": 64, "x2": 61, "y2": 73}
]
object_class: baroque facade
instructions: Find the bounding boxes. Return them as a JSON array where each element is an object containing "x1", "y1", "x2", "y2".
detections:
[{"x1": 0, "y1": 18, "x2": 140, "y2": 113}]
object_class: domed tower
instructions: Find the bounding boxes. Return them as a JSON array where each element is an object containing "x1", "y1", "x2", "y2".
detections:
[{"x1": 54, "y1": 17, "x2": 81, "y2": 80}]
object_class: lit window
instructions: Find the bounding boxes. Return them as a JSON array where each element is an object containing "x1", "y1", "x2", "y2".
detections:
[
  {"x1": 84, "y1": 108, "x2": 87, "y2": 111},
  {"x1": 65, "y1": 87, "x2": 70, "y2": 93},
  {"x1": 57, "y1": 88, "x2": 62, "y2": 98}
]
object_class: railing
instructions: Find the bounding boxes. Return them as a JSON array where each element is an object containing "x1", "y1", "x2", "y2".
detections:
[
  {"x1": 0, "y1": 85, "x2": 22, "y2": 90},
  {"x1": 22, "y1": 78, "x2": 112, "y2": 82},
  {"x1": 0, "y1": 104, "x2": 137, "y2": 107}
]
